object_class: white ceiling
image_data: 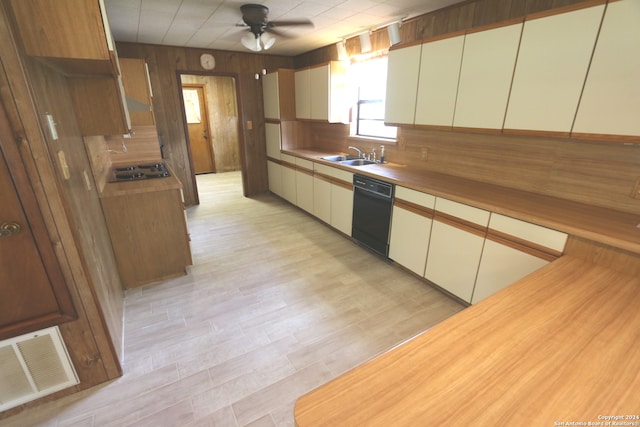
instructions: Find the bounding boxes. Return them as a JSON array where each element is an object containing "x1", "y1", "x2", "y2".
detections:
[{"x1": 103, "y1": 0, "x2": 466, "y2": 56}]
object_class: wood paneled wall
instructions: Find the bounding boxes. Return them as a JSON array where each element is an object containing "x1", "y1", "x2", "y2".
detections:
[
  {"x1": 291, "y1": 0, "x2": 640, "y2": 216},
  {"x1": 116, "y1": 42, "x2": 294, "y2": 205},
  {"x1": 0, "y1": 4, "x2": 122, "y2": 417}
]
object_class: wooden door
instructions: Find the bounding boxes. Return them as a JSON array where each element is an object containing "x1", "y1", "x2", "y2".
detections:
[
  {"x1": 183, "y1": 85, "x2": 215, "y2": 174},
  {"x1": 0, "y1": 103, "x2": 75, "y2": 340}
]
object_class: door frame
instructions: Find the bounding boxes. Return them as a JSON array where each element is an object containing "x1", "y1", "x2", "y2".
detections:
[
  {"x1": 177, "y1": 71, "x2": 248, "y2": 202},
  {"x1": 181, "y1": 83, "x2": 216, "y2": 174}
]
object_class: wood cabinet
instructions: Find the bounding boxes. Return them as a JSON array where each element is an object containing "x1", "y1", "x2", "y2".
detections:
[
  {"x1": 0, "y1": 117, "x2": 76, "y2": 340},
  {"x1": 503, "y1": 4, "x2": 604, "y2": 135},
  {"x1": 295, "y1": 62, "x2": 347, "y2": 123},
  {"x1": 414, "y1": 34, "x2": 465, "y2": 127},
  {"x1": 100, "y1": 177, "x2": 192, "y2": 288},
  {"x1": 8, "y1": 0, "x2": 132, "y2": 136},
  {"x1": 472, "y1": 214, "x2": 567, "y2": 304},
  {"x1": 262, "y1": 69, "x2": 295, "y2": 121},
  {"x1": 295, "y1": 158, "x2": 314, "y2": 214},
  {"x1": 384, "y1": 43, "x2": 422, "y2": 126},
  {"x1": 572, "y1": 0, "x2": 640, "y2": 140},
  {"x1": 120, "y1": 58, "x2": 154, "y2": 126},
  {"x1": 389, "y1": 187, "x2": 435, "y2": 276},
  {"x1": 453, "y1": 21, "x2": 522, "y2": 131},
  {"x1": 424, "y1": 198, "x2": 490, "y2": 303}
]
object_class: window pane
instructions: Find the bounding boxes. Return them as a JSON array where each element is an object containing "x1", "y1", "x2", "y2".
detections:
[
  {"x1": 358, "y1": 101, "x2": 384, "y2": 120},
  {"x1": 358, "y1": 120, "x2": 397, "y2": 139}
]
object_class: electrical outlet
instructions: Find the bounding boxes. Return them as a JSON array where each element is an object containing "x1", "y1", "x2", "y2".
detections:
[
  {"x1": 631, "y1": 177, "x2": 640, "y2": 200},
  {"x1": 421, "y1": 148, "x2": 429, "y2": 161}
]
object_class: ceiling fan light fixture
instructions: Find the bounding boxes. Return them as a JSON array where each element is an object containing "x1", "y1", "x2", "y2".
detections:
[
  {"x1": 241, "y1": 33, "x2": 262, "y2": 51},
  {"x1": 261, "y1": 32, "x2": 275, "y2": 50}
]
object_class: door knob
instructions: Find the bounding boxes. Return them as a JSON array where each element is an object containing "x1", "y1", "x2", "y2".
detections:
[{"x1": 0, "y1": 222, "x2": 22, "y2": 237}]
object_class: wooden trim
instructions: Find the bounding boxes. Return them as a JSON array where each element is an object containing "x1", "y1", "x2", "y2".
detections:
[
  {"x1": 421, "y1": 29, "x2": 466, "y2": 44},
  {"x1": 266, "y1": 156, "x2": 281, "y2": 164},
  {"x1": 451, "y1": 126, "x2": 503, "y2": 135},
  {"x1": 313, "y1": 171, "x2": 333, "y2": 183},
  {"x1": 569, "y1": 132, "x2": 640, "y2": 144},
  {"x1": 280, "y1": 159, "x2": 296, "y2": 170},
  {"x1": 413, "y1": 124, "x2": 454, "y2": 132},
  {"x1": 332, "y1": 178, "x2": 353, "y2": 191},
  {"x1": 486, "y1": 229, "x2": 561, "y2": 262},
  {"x1": 465, "y1": 17, "x2": 524, "y2": 35},
  {"x1": 296, "y1": 166, "x2": 314, "y2": 177},
  {"x1": 433, "y1": 211, "x2": 487, "y2": 238},
  {"x1": 265, "y1": 118, "x2": 281, "y2": 124},
  {"x1": 525, "y1": 0, "x2": 606, "y2": 21},
  {"x1": 394, "y1": 198, "x2": 434, "y2": 219},
  {"x1": 502, "y1": 128, "x2": 571, "y2": 139},
  {"x1": 388, "y1": 39, "x2": 423, "y2": 51},
  {"x1": 384, "y1": 121, "x2": 414, "y2": 128}
]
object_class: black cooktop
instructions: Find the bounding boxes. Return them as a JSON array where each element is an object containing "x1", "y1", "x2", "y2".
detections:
[{"x1": 109, "y1": 162, "x2": 171, "y2": 182}]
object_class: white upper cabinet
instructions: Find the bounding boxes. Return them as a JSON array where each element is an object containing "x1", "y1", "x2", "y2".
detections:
[
  {"x1": 262, "y1": 72, "x2": 280, "y2": 120},
  {"x1": 453, "y1": 21, "x2": 522, "y2": 130},
  {"x1": 573, "y1": 0, "x2": 640, "y2": 139},
  {"x1": 295, "y1": 68, "x2": 311, "y2": 120},
  {"x1": 414, "y1": 34, "x2": 465, "y2": 127},
  {"x1": 295, "y1": 62, "x2": 347, "y2": 123},
  {"x1": 384, "y1": 43, "x2": 422, "y2": 125},
  {"x1": 503, "y1": 4, "x2": 605, "y2": 134}
]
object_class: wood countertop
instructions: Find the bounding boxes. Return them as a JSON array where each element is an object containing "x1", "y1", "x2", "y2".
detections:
[
  {"x1": 294, "y1": 256, "x2": 640, "y2": 426},
  {"x1": 282, "y1": 149, "x2": 640, "y2": 255}
]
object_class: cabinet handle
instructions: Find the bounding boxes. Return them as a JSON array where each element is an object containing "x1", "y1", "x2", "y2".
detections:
[{"x1": 0, "y1": 222, "x2": 22, "y2": 237}]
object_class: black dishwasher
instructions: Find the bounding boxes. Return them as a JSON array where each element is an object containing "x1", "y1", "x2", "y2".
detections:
[{"x1": 352, "y1": 174, "x2": 395, "y2": 257}]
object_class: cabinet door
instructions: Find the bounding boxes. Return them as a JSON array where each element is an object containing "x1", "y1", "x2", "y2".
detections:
[
  {"x1": 295, "y1": 168, "x2": 314, "y2": 214},
  {"x1": 1, "y1": 122, "x2": 75, "y2": 340},
  {"x1": 330, "y1": 168, "x2": 353, "y2": 236},
  {"x1": 385, "y1": 44, "x2": 422, "y2": 125},
  {"x1": 504, "y1": 4, "x2": 604, "y2": 134},
  {"x1": 120, "y1": 58, "x2": 154, "y2": 126},
  {"x1": 280, "y1": 155, "x2": 297, "y2": 204},
  {"x1": 424, "y1": 198, "x2": 489, "y2": 303},
  {"x1": 265, "y1": 123, "x2": 282, "y2": 159},
  {"x1": 262, "y1": 71, "x2": 280, "y2": 120},
  {"x1": 414, "y1": 35, "x2": 465, "y2": 127},
  {"x1": 313, "y1": 164, "x2": 332, "y2": 224},
  {"x1": 389, "y1": 187, "x2": 435, "y2": 276},
  {"x1": 453, "y1": 22, "x2": 522, "y2": 130},
  {"x1": 573, "y1": 0, "x2": 640, "y2": 138},
  {"x1": 295, "y1": 69, "x2": 311, "y2": 119},
  {"x1": 472, "y1": 213, "x2": 567, "y2": 304},
  {"x1": 267, "y1": 160, "x2": 283, "y2": 197},
  {"x1": 309, "y1": 64, "x2": 329, "y2": 121}
]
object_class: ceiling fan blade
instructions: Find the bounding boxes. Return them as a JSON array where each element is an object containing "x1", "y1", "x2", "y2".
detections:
[
  {"x1": 268, "y1": 19, "x2": 314, "y2": 28},
  {"x1": 264, "y1": 27, "x2": 292, "y2": 39}
]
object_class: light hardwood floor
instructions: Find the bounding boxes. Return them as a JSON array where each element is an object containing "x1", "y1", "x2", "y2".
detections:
[{"x1": 2, "y1": 171, "x2": 464, "y2": 427}]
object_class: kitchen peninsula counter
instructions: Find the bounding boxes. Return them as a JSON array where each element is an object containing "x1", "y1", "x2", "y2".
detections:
[
  {"x1": 294, "y1": 255, "x2": 640, "y2": 426},
  {"x1": 282, "y1": 148, "x2": 640, "y2": 255}
]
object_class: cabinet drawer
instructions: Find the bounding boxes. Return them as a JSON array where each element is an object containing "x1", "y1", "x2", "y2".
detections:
[
  {"x1": 488, "y1": 213, "x2": 567, "y2": 252},
  {"x1": 395, "y1": 186, "x2": 435, "y2": 209},
  {"x1": 434, "y1": 198, "x2": 490, "y2": 227}
]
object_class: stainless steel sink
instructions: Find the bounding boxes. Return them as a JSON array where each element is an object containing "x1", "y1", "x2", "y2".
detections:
[
  {"x1": 339, "y1": 159, "x2": 377, "y2": 166},
  {"x1": 321, "y1": 154, "x2": 359, "y2": 162}
]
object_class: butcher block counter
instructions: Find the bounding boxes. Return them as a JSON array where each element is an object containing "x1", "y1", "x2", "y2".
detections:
[
  {"x1": 282, "y1": 149, "x2": 640, "y2": 255},
  {"x1": 294, "y1": 256, "x2": 640, "y2": 426}
]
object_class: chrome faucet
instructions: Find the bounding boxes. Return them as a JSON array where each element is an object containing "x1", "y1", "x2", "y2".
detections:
[{"x1": 348, "y1": 146, "x2": 363, "y2": 158}]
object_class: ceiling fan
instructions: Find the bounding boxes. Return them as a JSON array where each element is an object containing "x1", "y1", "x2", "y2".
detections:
[{"x1": 238, "y1": 4, "x2": 313, "y2": 52}]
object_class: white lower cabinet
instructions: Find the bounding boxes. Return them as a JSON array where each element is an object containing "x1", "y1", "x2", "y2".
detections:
[
  {"x1": 330, "y1": 168, "x2": 353, "y2": 236},
  {"x1": 424, "y1": 198, "x2": 490, "y2": 303},
  {"x1": 313, "y1": 164, "x2": 332, "y2": 224},
  {"x1": 280, "y1": 154, "x2": 297, "y2": 205},
  {"x1": 389, "y1": 186, "x2": 435, "y2": 276},
  {"x1": 471, "y1": 213, "x2": 567, "y2": 304},
  {"x1": 295, "y1": 158, "x2": 314, "y2": 214},
  {"x1": 267, "y1": 160, "x2": 283, "y2": 197}
]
